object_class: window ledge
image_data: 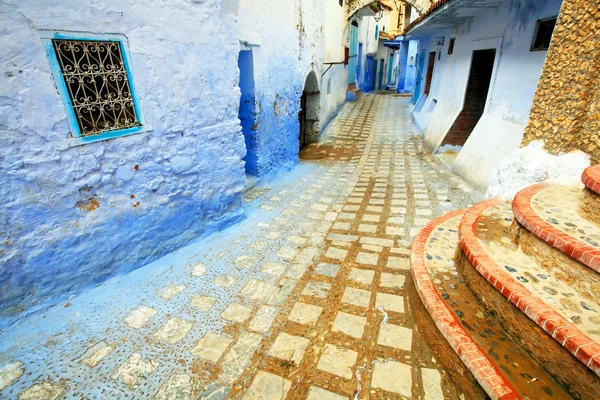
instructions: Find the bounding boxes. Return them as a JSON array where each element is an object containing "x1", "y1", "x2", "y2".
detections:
[{"x1": 68, "y1": 125, "x2": 152, "y2": 147}]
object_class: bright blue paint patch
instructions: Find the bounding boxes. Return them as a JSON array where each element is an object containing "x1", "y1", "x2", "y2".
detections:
[{"x1": 238, "y1": 50, "x2": 259, "y2": 175}]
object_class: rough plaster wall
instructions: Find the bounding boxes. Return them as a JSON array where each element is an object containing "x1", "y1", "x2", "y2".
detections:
[
  {"x1": 522, "y1": 0, "x2": 600, "y2": 164},
  {"x1": 237, "y1": 0, "x2": 325, "y2": 176},
  {"x1": 412, "y1": 0, "x2": 563, "y2": 188},
  {"x1": 346, "y1": 0, "x2": 431, "y2": 17},
  {"x1": 0, "y1": 0, "x2": 246, "y2": 326},
  {"x1": 486, "y1": 141, "x2": 590, "y2": 201}
]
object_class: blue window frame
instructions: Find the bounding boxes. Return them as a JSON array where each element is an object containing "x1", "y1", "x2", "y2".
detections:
[
  {"x1": 41, "y1": 31, "x2": 148, "y2": 146},
  {"x1": 375, "y1": 25, "x2": 379, "y2": 40}
]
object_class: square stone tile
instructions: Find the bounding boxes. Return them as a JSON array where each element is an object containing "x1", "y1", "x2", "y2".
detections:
[
  {"x1": 306, "y1": 386, "x2": 347, "y2": 400},
  {"x1": 376, "y1": 293, "x2": 404, "y2": 313},
  {"x1": 261, "y1": 262, "x2": 287, "y2": 277},
  {"x1": 421, "y1": 368, "x2": 444, "y2": 400},
  {"x1": 332, "y1": 312, "x2": 367, "y2": 338},
  {"x1": 314, "y1": 263, "x2": 340, "y2": 277},
  {"x1": 249, "y1": 306, "x2": 279, "y2": 333},
  {"x1": 191, "y1": 295, "x2": 217, "y2": 311},
  {"x1": 191, "y1": 331, "x2": 232, "y2": 362},
  {"x1": 221, "y1": 303, "x2": 252, "y2": 323},
  {"x1": 355, "y1": 252, "x2": 378, "y2": 265},
  {"x1": 214, "y1": 275, "x2": 236, "y2": 288},
  {"x1": 268, "y1": 332, "x2": 310, "y2": 364},
  {"x1": 288, "y1": 302, "x2": 322, "y2": 325},
  {"x1": 366, "y1": 206, "x2": 383, "y2": 213},
  {"x1": 154, "y1": 317, "x2": 193, "y2": 344},
  {"x1": 240, "y1": 279, "x2": 276, "y2": 302},
  {"x1": 348, "y1": 268, "x2": 375, "y2": 285},
  {"x1": 386, "y1": 226, "x2": 404, "y2": 236},
  {"x1": 191, "y1": 263, "x2": 207, "y2": 277},
  {"x1": 124, "y1": 306, "x2": 157, "y2": 329},
  {"x1": 325, "y1": 247, "x2": 347, "y2": 261},
  {"x1": 160, "y1": 285, "x2": 187, "y2": 300},
  {"x1": 317, "y1": 344, "x2": 357, "y2": 379},
  {"x1": 363, "y1": 214, "x2": 380, "y2": 222},
  {"x1": 338, "y1": 212, "x2": 356, "y2": 220},
  {"x1": 342, "y1": 287, "x2": 371, "y2": 308},
  {"x1": 17, "y1": 382, "x2": 66, "y2": 399},
  {"x1": 243, "y1": 371, "x2": 291, "y2": 400},
  {"x1": 378, "y1": 324, "x2": 412, "y2": 351},
  {"x1": 302, "y1": 281, "x2": 332, "y2": 298},
  {"x1": 387, "y1": 256, "x2": 410, "y2": 270},
  {"x1": 333, "y1": 222, "x2": 350, "y2": 230},
  {"x1": 358, "y1": 224, "x2": 377, "y2": 234},
  {"x1": 235, "y1": 255, "x2": 257, "y2": 268},
  {"x1": 371, "y1": 360, "x2": 412, "y2": 396},
  {"x1": 380, "y1": 272, "x2": 406, "y2": 289}
]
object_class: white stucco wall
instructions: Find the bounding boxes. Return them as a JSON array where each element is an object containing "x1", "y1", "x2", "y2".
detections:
[{"x1": 409, "y1": 0, "x2": 563, "y2": 189}]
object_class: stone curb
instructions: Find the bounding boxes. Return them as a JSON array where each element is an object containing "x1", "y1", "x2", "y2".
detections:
[
  {"x1": 459, "y1": 198, "x2": 600, "y2": 377},
  {"x1": 512, "y1": 183, "x2": 600, "y2": 273},
  {"x1": 582, "y1": 164, "x2": 600, "y2": 195},
  {"x1": 410, "y1": 209, "x2": 521, "y2": 400}
]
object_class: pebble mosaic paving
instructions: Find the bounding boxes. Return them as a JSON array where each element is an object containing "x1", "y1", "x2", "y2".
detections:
[
  {"x1": 530, "y1": 185, "x2": 600, "y2": 251},
  {"x1": 476, "y1": 203, "x2": 600, "y2": 343},
  {"x1": 423, "y1": 215, "x2": 571, "y2": 399},
  {"x1": 0, "y1": 94, "x2": 483, "y2": 399}
]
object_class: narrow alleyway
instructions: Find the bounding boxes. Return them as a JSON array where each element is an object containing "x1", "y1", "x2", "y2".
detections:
[{"x1": 0, "y1": 94, "x2": 484, "y2": 399}]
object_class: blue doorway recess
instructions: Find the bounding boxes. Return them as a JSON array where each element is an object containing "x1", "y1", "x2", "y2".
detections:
[
  {"x1": 413, "y1": 49, "x2": 426, "y2": 104},
  {"x1": 238, "y1": 50, "x2": 258, "y2": 175},
  {"x1": 348, "y1": 22, "x2": 359, "y2": 85},
  {"x1": 378, "y1": 58, "x2": 384, "y2": 89}
]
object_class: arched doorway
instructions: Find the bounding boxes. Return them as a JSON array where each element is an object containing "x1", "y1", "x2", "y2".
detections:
[{"x1": 299, "y1": 71, "x2": 321, "y2": 150}]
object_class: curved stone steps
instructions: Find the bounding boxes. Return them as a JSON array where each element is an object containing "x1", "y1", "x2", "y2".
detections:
[
  {"x1": 411, "y1": 210, "x2": 570, "y2": 400},
  {"x1": 512, "y1": 183, "x2": 600, "y2": 273},
  {"x1": 582, "y1": 164, "x2": 600, "y2": 195},
  {"x1": 458, "y1": 199, "x2": 600, "y2": 396}
]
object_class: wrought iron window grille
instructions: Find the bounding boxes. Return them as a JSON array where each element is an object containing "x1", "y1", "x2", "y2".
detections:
[
  {"x1": 41, "y1": 32, "x2": 147, "y2": 145},
  {"x1": 52, "y1": 39, "x2": 140, "y2": 137}
]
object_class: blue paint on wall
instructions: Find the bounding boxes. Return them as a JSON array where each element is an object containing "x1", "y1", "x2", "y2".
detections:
[{"x1": 238, "y1": 50, "x2": 259, "y2": 175}]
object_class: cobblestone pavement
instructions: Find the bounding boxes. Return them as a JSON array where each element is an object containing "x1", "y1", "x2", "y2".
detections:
[{"x1": 0, "y1": 94, "x2": 483, "y2": 399}]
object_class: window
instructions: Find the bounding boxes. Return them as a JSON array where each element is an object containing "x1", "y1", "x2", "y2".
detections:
[
  {"x1": 375, "y1": 25, "x2": 379, "y2": 39},
  {"x1": 339, "y1": 0, "x2": 343, "y2": 6},
  {"x1": 42, "y1": 32, "x2": 146, "y2": 145},
  {"x1": 531, "y1": 17, "x2": 557, "y2": 51},
  {"x1": 448, "y1": 38, "x2": 455, "y2": 55}
]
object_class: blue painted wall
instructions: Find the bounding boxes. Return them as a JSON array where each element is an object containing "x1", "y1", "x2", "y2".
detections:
[
  {"x1": 238, "y1": 50, "x2": 259, "y2": 175},
  {"x1": 0, "y1": 0, "x2": 247, "y2": 328}
]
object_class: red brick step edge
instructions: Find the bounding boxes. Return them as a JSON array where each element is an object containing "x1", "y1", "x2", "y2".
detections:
[
  {"x1": 459, "y1": 198, "x2": 600, "y2": 377},
  {"x1": 512, "y1": 182, "x2": 600, "y2": 273},
  {"x1": 411, "y1": 209, "x2": 521, "y2": 400},
  {"x1": 582, "y1": 164, "x2": 600, "y2": 194}
]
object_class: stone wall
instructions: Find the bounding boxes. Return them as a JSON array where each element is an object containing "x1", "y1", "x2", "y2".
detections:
[
  {"x1": 0, "y1": 0, "x2": 245, "y2": 327},
  {"x1": 522, "y1": 0, "x2": 600, "y2": 164}
]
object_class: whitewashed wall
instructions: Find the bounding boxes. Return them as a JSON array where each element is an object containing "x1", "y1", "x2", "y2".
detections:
[{"x1": 410, "y1": 0, "x2": 563, "y2": 189}]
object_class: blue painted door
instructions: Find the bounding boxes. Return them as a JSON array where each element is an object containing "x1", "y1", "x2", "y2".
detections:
[
  {"x1": 364, "y1": 55, "x2": 373, "y2": 91},
  {"x1": 378, "y1": 58, "x2": 384, "y2": 90},
  {"x1": 387, "y1": 55, "x2": 394, "y2": 86},
  {"x1": 348, "y1": 24, "x2": 358, "y2": 84},
  {"x1": 413, "y1": 49, "x2": 426, "y2": 103},
  {"x1": 357, "y1": 43, "x2": 363, "y2": 86},
  {"x1": 372, "y1": 59, "x2": 378, "y2": 90}
]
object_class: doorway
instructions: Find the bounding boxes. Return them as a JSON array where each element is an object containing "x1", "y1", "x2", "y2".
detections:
[
  {"x1": 238, "y1": 50, "x2": 258, "y2": 175},
  {"x1": 348, "y1": 22, "x2": 359, "y2": 85},
  {"x1": 441, "y1": 49, "x2": 496, "y2": 147},
  {"x1": 424, "y1": 51, "x2": 436, "y2": 95},
  {"x1": 412, "y1": 49, "x2": 425, "y2": 103},
  {"x1": 299, "y1": 72, "x2": 321, "y2": 150},
  {"x1": 378, "y1": 58, "x2": 384, "y2": 89}
]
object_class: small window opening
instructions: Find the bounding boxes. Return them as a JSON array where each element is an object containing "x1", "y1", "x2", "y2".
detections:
[
  {"x1": 448, "y1": 38, "x2": 455, "y2": 55},
  {"x1": 530, "y1": 17, "x2": 557, "y2": 51},
  {"x1": 52, "y1": 39, "x2": 141, "y2": 137},
  {"x1": 339, "y1": 0, "x2": 343, "y2": 6}
]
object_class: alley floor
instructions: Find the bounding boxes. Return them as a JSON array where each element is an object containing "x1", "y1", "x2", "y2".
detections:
[{"x1": 0, "y1": 94, "x2": 484, "y2": 399}]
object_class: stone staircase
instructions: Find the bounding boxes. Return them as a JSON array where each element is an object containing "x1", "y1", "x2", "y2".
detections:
[{"x1": 410, "y1": 164, "x2": 600, "y2": 400}]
